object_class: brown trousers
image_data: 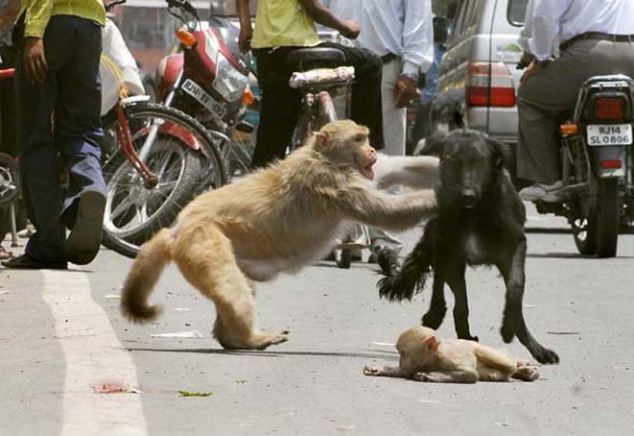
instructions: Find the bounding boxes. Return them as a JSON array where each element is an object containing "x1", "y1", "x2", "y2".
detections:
[{"x1": 517, "y1": 39, "x2": 634, "y2": 184}]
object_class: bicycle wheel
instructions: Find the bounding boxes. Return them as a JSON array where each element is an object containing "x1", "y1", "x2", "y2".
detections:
[{"x1": 100, "y1": 102, "x2": 228, "y2": 258}]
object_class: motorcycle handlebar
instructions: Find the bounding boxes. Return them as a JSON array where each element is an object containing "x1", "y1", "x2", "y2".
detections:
[
  {"x1": 166, "y1": 0, "x2": 200, "y2": 21},
  {"x1": 104, "y1": 0, "x2": 127, "y2": 12}
]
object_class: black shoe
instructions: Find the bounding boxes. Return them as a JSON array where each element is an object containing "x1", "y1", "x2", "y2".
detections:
[
  {"x1": 374, "y1": 246, "x2": 400, "y2": 276},
  {"x1": 1, "y1": 254, "x2": 67, "y2": 270},
  {"x1": 65, "y1": 191, "x2": 106, "y2": 265}
]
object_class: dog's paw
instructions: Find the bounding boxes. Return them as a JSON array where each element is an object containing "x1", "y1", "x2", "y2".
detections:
[
  {"x1": 500, "y1": 319, "x2": 515, "y2": 343},
  {"x1": 532, "y1": 347, "x2": 560, "y2": 365}
]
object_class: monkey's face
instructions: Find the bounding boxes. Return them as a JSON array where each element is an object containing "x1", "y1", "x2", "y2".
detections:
[
  {"x1": 314, "y1": 121, "x2": 377, "y2": 179},
  {"x1": 354, "y1": 140, "x2": 378, "y2": 179}
]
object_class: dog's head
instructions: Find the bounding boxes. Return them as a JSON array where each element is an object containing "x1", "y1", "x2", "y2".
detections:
[{"x1": 425, "y1": 130, "x2": 509, "y2": 209}]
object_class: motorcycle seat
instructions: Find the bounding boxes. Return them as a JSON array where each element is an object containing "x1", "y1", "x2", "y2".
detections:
[{"x1": 288, "y1": 47, "x2": 347, "y2": 71}]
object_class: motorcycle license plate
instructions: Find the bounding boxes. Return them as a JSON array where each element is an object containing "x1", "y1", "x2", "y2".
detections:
[
  {"x1": 181, "y1": 79, "x2": 226, "y2": 119},
  {"x1": 586, "y1": 124, "x2": 632, "y2": 146}
]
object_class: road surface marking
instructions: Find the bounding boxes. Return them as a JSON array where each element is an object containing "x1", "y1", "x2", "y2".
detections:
[{"x1": 42, "y1": 270, "x2": 147, "y2": 436}]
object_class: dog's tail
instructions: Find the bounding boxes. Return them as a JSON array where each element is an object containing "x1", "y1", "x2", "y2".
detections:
[
  {"x1": 378, "y1": 220, "x2": 436, "y2": 302},
  {"x1": 121, "y1": 228, "x2": 173, "y2": 323}
]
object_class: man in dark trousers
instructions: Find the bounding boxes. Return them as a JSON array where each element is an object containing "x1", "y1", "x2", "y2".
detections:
[
  {"x1": 236, "y1": 0, "x2": 385, "y2": 169},
  {"x1": 2, "y1": 0, "x2": 107, "y2": 269}
]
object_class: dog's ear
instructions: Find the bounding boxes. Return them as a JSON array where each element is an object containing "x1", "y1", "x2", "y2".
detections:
[
  {"x1": 486, "y1": 138, "x2": 512, "y2": 170},
  {"x1": 419, "y1": 131, "x2": 449, "y2": 157}
]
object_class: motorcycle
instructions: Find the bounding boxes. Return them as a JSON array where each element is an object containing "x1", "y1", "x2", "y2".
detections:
[
  {"x1": 532, "y1": 74, "x2": 634, "y2": 258},
  {"x1": 156, "y1": 0, "x2": 257, "y2": 176},
  {"x1": 99, "y1": 0, "x2": 227, "y2": 258}
]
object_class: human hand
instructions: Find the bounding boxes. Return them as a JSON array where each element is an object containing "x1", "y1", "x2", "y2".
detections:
[
  {"x1": 340, "y1": 20, "x2": 360, "y2": 39},
  {"x1": 394, "y1": 74, "x2": 419, "y2": 108},
  {"x1": 520, "y1": 59, "x2": 551, "y2": 84},
  {"x1": 24, "y1": 37, "x2": 48, "y2": 84},
  {"x1": 238, "y1": 26, "x2": 253, "y2": 52}
]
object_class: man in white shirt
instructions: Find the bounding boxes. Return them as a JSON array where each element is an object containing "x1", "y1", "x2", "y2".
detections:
[
  {"x1": 324, "y1": 0, "x2": 434, "y2": 157},
  {"x1": 517, "y1": 0, "x2": 634, "y2": 202},
  {"x1": 323, "y1": 0, "x2": 434, "y2": 264}
]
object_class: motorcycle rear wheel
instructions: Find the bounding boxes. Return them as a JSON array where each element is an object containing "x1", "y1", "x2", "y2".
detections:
[{"x1": 572, "y1": 178, "x2": 619, "y2": 258}]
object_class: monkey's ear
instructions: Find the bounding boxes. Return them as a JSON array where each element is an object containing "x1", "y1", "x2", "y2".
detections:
[
  {"x1": 424, "y1": 336, "x2": 439, "y2": 352},
  {"x1": 315, "y1": 131, "x2": 331, "y2": 150}
]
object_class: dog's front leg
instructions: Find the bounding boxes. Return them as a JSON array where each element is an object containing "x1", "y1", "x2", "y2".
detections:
[
  {"x1": 445, "y1": 260, "x2": 479, "y2": 342},
  {"x1": 422, "y1": 267, "x2": 447, "y2": 329},
  {"x1": 497, "y1": 239, "x2": 560, "y2": 364}
]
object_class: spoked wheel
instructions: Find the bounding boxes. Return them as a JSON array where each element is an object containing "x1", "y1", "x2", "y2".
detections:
[
  {"x1": 100, "y1": 102, "x2": 227, "y2": 258},
  {"x1": 572, "y1": 177, "x2": 619, "y2": 258},
  {"x1": 0, "y1": 152, "x2": 19, "y2": 206}
]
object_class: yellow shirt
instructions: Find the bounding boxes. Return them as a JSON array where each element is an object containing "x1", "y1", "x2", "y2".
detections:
[
  {"x1": 20, "y1": 0, "x2": 106, "y2": 38},
  {"x1": 251, "y1": 0, "x2": 320, "y2": 49}
]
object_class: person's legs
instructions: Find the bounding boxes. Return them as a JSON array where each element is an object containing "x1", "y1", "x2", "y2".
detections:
[
  {"x1": 12, "y1": 20, "x2": 69, "y2": 263},
  {"x1": 380, "y1": 59, "x2": 406, "y2": 156},
  {"x1": 324, "y1": 42, "x2": 385, "y2": 149},
  {"x1": 53, "y1": 16, "x2": 106, "y2": 265},
  {"x1": 251, "y1": 48, "x2": 301, "y2": 169},
  {"x1": 517, "y1": 39, "x2": 634, "y2": 201}
]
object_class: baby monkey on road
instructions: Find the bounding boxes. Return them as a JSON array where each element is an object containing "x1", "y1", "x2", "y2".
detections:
[{"x1": 364, "y1": 326, "x2": 539, "y2": 383}]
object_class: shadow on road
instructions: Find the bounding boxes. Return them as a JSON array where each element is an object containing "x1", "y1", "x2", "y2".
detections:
[
  {"x1": 528, "y1": 252, "x2": 634, "y2": 259},
  {"x1": 126, "y1": 346, "x2": 398, "y2": 360}
]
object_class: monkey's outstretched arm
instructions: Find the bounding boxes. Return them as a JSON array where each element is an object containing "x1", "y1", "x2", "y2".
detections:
[
  {"x1": 412, "y1": 370, "x2": 479, "y2": 383},
  {"x1": 363, "y1": 365, "x2": 405, "y2": 378},
  {"x1": 334, "y1": 185, "x2": 437, "y2": 231},
  {"x1": 373, "y1": 155, "x2": 440, "y2": 190}
]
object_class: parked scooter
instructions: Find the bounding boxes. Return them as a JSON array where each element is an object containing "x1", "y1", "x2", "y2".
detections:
[
  {"x1": 532, "y1": 74, "x2": 634, "y2": 258},
  {"x1": 156, "y1": 0, "x2": 257, "y2": 176}
]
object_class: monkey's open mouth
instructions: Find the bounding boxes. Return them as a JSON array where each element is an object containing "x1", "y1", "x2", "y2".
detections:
[{"x1": 363, "y1": 158, "x2": 377, "y2": 179}]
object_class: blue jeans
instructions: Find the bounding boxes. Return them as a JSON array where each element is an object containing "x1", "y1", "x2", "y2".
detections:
[{"x1": 15, "y1": 15, "x2": 106, "y2": 262}]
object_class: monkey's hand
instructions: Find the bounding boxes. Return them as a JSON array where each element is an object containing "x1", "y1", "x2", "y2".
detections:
[
  {"x1": 363, "y1": 365, "x2": 403, "y2": 378},
  {"x1": 363, "y1": 366, "x2": 381, "y2": 376}
]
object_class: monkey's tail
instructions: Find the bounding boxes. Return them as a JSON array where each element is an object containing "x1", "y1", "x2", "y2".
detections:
[
  {"x1": 377, "y1": 219, "x2": 436, "y2": 302},
  {"x1": 121, "y1": 228, "x2": 173, "y2": 323}
]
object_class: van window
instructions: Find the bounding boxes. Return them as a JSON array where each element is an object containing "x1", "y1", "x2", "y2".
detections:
[
  {"x1": 508, "y1": 0, "x2": 529, "y2": 26},
  {"x1": 452, "y1": 0, "x2": 482, "y2": 38}
]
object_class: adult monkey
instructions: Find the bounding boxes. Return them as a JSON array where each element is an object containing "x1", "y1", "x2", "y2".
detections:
[{"x1": 121, "y1": 121, "x2": 437, "y2": 350}]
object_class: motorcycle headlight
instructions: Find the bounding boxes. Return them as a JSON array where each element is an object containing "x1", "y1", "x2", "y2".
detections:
[{"x1": 213, "y1": 52, "x2": 249, "y2": 103}]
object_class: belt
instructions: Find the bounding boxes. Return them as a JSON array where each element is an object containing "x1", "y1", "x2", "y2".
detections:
[
  {"x1": 381, "y1": 52, "x2": 398, "y2": 64},
  {"x1": 560, "y1": 32, "x2": 634, "y2": 51}
]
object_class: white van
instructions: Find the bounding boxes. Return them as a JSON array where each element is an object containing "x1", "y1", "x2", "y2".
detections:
[{"x1": 432, "y1": 0, "x2": 529, "y2": 146}]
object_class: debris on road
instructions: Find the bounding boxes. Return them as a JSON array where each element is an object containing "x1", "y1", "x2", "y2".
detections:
[
  {"x1": 151, "y1": 330, "x2": 204, "y2": 339},
  {"x1": 547, "y1": 331, "x2": 580, "y2": 335},
  {"x1": 178, "y1": 390, "x2": 213, "y2": 397},
  {"x1": 93, "y1": 380, "x2": 142, "y2": 394},
  {"x1": 104, "y1": 294, "x2": 121, "y2": 300}
]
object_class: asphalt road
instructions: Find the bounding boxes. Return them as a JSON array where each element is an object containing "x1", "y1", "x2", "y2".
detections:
[{"x1": 1, "y1": 208, "x2": 633, "y2": 436}]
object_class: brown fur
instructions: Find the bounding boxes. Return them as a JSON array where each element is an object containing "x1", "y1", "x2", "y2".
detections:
[
  {"x1": 121, "y1": 120, "x2": 437, "y2": 350},
  {"x1": 363, "y1": 326, "x2": 539, "y2": 383}
]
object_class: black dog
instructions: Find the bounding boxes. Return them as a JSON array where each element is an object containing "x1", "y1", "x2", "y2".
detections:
[{"x1": 378, "y1": 130, "x2": 559, "y2": 364}]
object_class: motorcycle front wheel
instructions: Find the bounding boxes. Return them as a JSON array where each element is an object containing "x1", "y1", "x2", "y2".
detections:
[
  {"x1": 100, "y1": 102, "x2": 228, "y2": 258},
  {"x1": 572, "y1": 177, "x2": 619, "y2": 258}
]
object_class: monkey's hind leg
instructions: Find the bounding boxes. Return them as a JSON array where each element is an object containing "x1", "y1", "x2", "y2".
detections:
[{"x1": 174, "y1": 225, "x2": 288, "y2": 350}]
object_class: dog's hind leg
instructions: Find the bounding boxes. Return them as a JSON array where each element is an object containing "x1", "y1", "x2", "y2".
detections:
[
  {"x1": 422, "y1": 268, "x2": 447, "y2": 329},
  {"x1": 497, "y1": 240, "x2": 559, "y2": 364},
  {"x1": 445, "y1": 261, "x2": 479, "y2": 342}
]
